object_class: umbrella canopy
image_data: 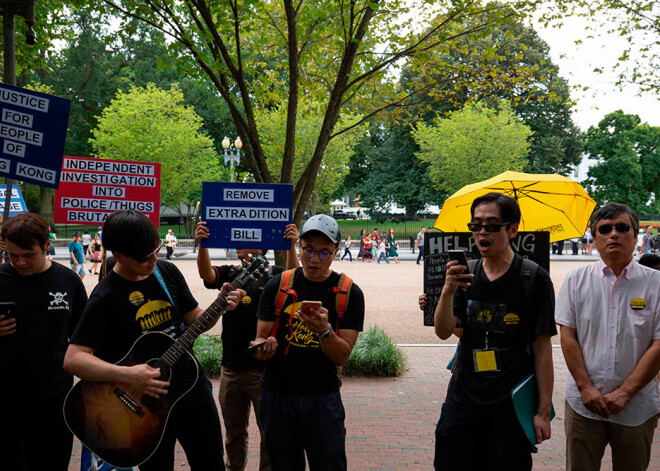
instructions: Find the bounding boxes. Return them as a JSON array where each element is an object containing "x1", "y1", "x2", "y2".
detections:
[{"x1": 434, "y1": 171, "x2": 597, "y2": 242}]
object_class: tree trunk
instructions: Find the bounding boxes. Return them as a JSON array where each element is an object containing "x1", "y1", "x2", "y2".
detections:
[{"x1": 40, "y1": 187, "x2": 53, "y2": 223}]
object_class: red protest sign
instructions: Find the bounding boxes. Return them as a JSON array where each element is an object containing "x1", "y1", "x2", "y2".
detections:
[{"x1": 54, "y1": 156, "x2": 161, "y2": 227}]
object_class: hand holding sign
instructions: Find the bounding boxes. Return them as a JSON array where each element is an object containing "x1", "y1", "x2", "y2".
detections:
[{"x1": 201, "y1": 182, "x2": 293, "y2": 251}]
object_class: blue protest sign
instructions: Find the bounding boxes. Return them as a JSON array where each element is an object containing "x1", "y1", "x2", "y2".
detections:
[
  {"x1": 202, "y1": 182, "x2": 293, "y2": 250},
  {"x1": 0, "y1": 84, "x2": 71, "y2": 189},
  {"x1": 0, "y1": 184, "x2": 28, "y2": 217}
]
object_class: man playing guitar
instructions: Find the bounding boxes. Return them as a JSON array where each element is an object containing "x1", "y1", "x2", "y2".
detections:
[{"x1": 64, "y1": 210, "x2": 245, "y2": 470}]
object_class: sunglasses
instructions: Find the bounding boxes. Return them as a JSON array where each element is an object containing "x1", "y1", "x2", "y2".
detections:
[
  {"x1": 467, "y1": 222, "x2": 511, "y2": 233},
  {"x1": 300, "y1": 245, "x2": 334, "y2": 260},
  {"x1": 136, "y1": 242, "x2": 163, "y2": 263},
  {"x1": 597, "y1": 223, "x2": 631, "y2": 235}
]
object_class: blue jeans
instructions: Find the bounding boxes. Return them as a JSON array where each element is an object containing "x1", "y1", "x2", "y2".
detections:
[
  {"x1": 377, "y1": 252, "x2": 388, "y2": 263},
  {"x1": 341, "y1": 248, "x2": 352, "y2": 261},
  {"x1": 259, "y1": 387, "x2": 347, "y2": 471}
]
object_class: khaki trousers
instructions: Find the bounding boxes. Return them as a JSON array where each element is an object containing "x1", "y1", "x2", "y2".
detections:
[
  {"x1": 565, "y1": 400, "x2": 658, "y2": 471},
  {"x1": 218, "y1": 366, "x2": 271, "y2": 471}
]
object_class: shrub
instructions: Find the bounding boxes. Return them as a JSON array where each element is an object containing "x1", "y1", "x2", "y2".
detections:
[
  {"x1": 342, "y1": 326, "x2": 405, "y2": 377},
  {"x1": 193, "y1": 334, "x2": 223, "y2": 377}
]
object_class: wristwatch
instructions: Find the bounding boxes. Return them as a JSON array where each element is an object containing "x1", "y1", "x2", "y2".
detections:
[{"x1": 319, "y1": 328, "x2": 333, "y2": 340}]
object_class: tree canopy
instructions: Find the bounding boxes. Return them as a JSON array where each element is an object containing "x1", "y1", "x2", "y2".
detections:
[
  {"x1": 538, "y1": 0, "x2": 660, "y2": 93},
  {"x1": 90, "y1": 83, "x2": 227, "y2": 230},
  {"x1": 412, "y1": 101, "x2": 532, "y2": 195},
  {"x1": 584, "y1": 110, "x2": 660, "y2": 214},
  {"x1": 86, "y1": 0, "x2": 536, "y2": 224}
]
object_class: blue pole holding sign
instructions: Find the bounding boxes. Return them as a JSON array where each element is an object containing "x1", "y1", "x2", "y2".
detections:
[{"x1": 201, "y1": 182, "x2": 293, "y2": 251}]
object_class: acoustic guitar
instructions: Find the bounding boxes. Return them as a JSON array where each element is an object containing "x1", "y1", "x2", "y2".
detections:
[{"x1": 63, "y1": 254, "x2": 268, "y2": 468}]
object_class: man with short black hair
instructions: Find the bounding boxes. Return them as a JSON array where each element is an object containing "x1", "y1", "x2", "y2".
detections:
[
  {"x1": 0, "y1": 213, "x2": 87, "y2": 470},
  {"x1": 433, "y1": 192, "x2": 556, "y2": 470},
  {"x1": 639, "y1": 253, "x2": 660, "y2": 270},
  {"x1": 253, "y1": 214, "x2": 365, "y2": 470},
  {"x1": 556, "y1": 202, "x2": 660, "y2": 471},
  {"x1": 64, "y1": 210, "x2": 245, "y2": 471}
]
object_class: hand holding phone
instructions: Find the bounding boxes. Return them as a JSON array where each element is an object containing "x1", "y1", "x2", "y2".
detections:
[
  {"x1": 299, "y1": 301, "x2": 322, "y2": 318},
  {"x1": 246, "y1": 340, "x2": 267, "y2": 352},
  {"x1": 0, "y1": 302, "x2": 18, "y2": 337},
  {"x1": 447, "y1": 250, "x2": 472, "y2": 281}
]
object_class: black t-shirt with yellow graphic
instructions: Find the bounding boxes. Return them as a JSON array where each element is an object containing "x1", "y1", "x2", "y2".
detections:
[
  {"x1": 71, "y1": 260, "x2": 198, "y2": 368},
  {"x1": 257, "y1": 268, "x2": 365, "y2": 395},
  {"x1": 448, "y1": 255, "x2": 556, "y2": 411}
]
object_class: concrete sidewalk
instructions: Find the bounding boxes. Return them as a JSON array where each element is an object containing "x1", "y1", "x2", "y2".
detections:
[{"x1": 67, "y1": 347, "x2": 660, "y2": 470}]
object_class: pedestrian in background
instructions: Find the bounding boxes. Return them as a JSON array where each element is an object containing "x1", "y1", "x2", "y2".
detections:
[
  {"x1": 416, "y1": 227, "x2": 426, "y2": 265},
  {"x1": 47, "y1": 229, "x2": 57, "y2": 261},
  {"x1": 68, "y1": 232, "x2": 87, "y2": 279},
  {"x1": 357, "y1": 230, "x2": 366, "y2": 262},
  {"x1": 386, "y1": 228, "x2": 400, "y2": 263},
  {"x1": 341, "y1": 236, "x2": 353, "y2": 262},
  {"x1": 165, "y1": 229, "x2": 175, "y2": 260},
  {"x1": 82, "y1": 230, "x2": 91, "y2": 261}
]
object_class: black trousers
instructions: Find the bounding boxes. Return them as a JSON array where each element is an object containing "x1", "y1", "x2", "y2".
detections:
[
  {"x1": 141, "y1": 377, "x2": 225, "y2": 471},
  {"x1": 434, "y1": 401, "x2": 533, "y2": 471},
  {"x1": 260, "y1": 387, "x2": 347, "y2": 471},
  {"x1": 0, "y1": 393, "x2": 73, "y2": 471},
  {"x1": 166, "y1": 246, "x2": 174, "y2": 259}
]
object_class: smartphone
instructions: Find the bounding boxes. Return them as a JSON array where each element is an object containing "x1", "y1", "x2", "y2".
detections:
[
  {"x1": 447, "y1": 250, "x2": 470, "y2": 277},
  {"x1": 300, "y1": 301, "x2": 322, "y2": 317},
  {"x1": 0, "y1": 302, "x2": 18, "y2": 337},
  {"x1": 246, "y1": 340, "x2": 267, "y2": 352},
  {"x1": 0, "y1": 302, "x2": 17, "y2": 321}
]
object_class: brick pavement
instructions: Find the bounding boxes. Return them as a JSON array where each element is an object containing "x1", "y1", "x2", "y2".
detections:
[{"x1": 68, "y1": 346, "x2": 660, "y2": 470}]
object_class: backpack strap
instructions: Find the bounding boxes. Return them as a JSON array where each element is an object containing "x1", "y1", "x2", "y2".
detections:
[
  {"x1": 332, "y1": 273, "x2": 353, "y2": 333},
  {"x1": 271, "y1": 268, "x2": 297, "y2": 338},
  {"x1": 519, "y1": 257, "x2": 539, "y2": 355}
]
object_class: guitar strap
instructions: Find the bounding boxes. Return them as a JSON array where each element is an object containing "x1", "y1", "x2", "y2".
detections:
[{"x1": 153, "y1": 265, "x2": 175, "y2": 305}]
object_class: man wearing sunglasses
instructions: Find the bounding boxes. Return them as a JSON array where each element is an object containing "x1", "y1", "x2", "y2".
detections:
[
  {"x1": 252, "y1": 214, "x2": 365, "y2": 471},
  {"x1": 65, "y1": 210, "x2": 245, "y2": 471},
  {"x1": 556, "y1": 202, "x2": 660, "y2": 471},
  {"x1": 433, "y1": 192, "x2": 556, "y2": 471}
]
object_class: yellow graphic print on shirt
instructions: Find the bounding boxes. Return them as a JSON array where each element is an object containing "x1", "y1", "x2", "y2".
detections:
[
  {"x1": 284, "y1": 301, "x2": 319, "y2": 349},
  {"x1": 477, "y1": 309, "x2": 493, "y2": 324},
  {"x1": 135, "y1": 299, "x2": 173, "y2": 331},
  {"x1": 503, "y1": 313, "x2": 520, "y2": 325}
]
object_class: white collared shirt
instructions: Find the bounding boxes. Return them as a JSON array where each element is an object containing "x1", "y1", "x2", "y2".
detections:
[{"x1": 556, "y1": 259, "x2": 660, "y2": 426}]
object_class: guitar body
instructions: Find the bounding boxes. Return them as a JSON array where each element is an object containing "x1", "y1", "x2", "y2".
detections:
[{"x1": 63, "y1": 331, "x2": 199, "y2": 468}]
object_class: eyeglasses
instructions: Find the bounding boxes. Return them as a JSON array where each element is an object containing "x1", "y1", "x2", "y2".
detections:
[
  {"x1": 300, "y1": 245, "x2": 334, "y2": 260},
  {"x1": 467, "y1": 222, "x2": 511, "y2": 233},
  {"x1": 597, "y1": 223, "x2": 631, "y2": 235},
  {"x1": 136, "y1": 242, "x2": 162, "y2": 263}
]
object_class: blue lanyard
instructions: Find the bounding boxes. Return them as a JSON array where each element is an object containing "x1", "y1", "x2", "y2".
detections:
[{"x1": 153, "y1": 265, "x2": 174, "y2": 305}]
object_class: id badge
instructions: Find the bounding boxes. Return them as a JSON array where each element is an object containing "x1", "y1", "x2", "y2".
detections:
[{"x1": 472, "y1": 348, "x2": 500, "y2": 373}]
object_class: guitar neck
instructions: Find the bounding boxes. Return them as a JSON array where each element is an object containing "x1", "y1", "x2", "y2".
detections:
[{"x1": 158, "y1": 276, "x2": 246, "y2": 369}]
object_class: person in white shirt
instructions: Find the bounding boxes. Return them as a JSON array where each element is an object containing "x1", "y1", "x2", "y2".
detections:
[{"x1": 556, "y1": 202, "x2": 660, "y2": 471}]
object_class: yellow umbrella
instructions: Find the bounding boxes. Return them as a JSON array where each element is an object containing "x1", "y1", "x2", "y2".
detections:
[{"x1": 434, "y1": 171, "x2": 597, "y2": 242}]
